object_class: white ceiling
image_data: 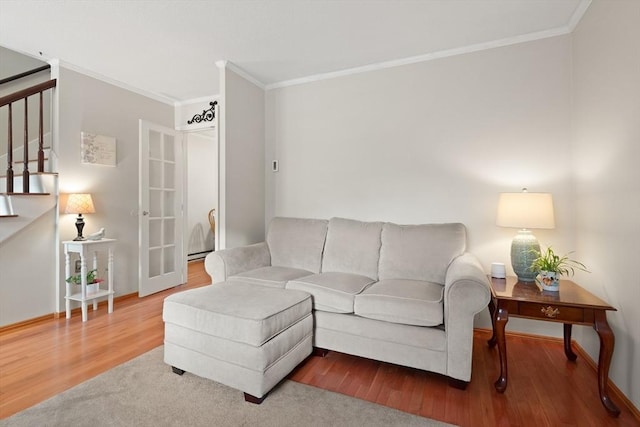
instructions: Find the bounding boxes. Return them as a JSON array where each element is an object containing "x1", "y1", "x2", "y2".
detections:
[{"x1": 0, "y1": 0, "x2": 588, "y2": 103}]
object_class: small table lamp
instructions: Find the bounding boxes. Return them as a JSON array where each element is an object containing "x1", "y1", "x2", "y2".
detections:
[
  {"x1": 496, "y1": 189, "x2": 555, "y2": 282},
  {"x1": 65, "y1": 193, "x2": 96, "y2": 241}
]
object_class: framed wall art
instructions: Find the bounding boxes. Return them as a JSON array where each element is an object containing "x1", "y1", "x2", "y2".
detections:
[{"x1": 81, "y1": 132, "x2": 117, "y2": 166}]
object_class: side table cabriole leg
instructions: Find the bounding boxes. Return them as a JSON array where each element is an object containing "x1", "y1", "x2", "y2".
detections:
[
  {"x1": 494, "y1": 306, "x2": 509, "y2": 393},
  {"x1": 563, "y1": 323, "x2": 578, "y2": 361},
  {"x1": 593, "y1": 311, "x2": 621, "y2": 417},
  {"x1": 487, "y1": 299, "x2": 497, "y2": 347}
]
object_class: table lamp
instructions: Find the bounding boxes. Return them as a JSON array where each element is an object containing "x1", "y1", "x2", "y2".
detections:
[
  {"x1": 65, "y1": 193, "x2": 95, "y2": 241},
  {"x1": 496, "y1": 188, "x2": 555, "y2": 282}
]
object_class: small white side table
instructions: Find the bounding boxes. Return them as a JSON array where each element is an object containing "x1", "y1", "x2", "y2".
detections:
[{"x1": 63, "y1": 238, "x2": 116, "y2": 322}]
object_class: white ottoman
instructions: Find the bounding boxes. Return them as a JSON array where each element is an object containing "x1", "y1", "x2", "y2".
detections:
[{"x1": 163, "y1": 281, "x2": 313, "y2": 403}]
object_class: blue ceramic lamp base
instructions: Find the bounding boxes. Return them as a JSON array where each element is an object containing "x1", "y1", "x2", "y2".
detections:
[{"x1": 511, "y1": 229, "x2": 540, "y2": 282}]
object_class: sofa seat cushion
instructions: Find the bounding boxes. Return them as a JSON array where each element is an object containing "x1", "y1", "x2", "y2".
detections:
[
  {"x1": 230, "y1": 266, "x2": 313, "y2": 288},
  {"x1": 287, "y1": 272, "x2": 375, "y2": 314},
  {"x1": 314, "y1": 311, "x2": 446, "y2": 352},
  {"x1": 163, "y1": 281, "x2": 312, "y2": 347},
  {"x1": 354, "y1": 279, "x2": 444, "y2": 327}
]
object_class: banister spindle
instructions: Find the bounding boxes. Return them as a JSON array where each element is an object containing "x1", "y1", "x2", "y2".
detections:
[
  {"x1": 0, "y1": 79, "x2": 56, "y2": 193},
  {"x1": 38, "y1": 91, "x2": 44, "y2": 172},
  {"x1": 6, "y1": 103, "x2": 14, "y2": 193},
  {"x1": 23, "y1": 97, "x2": 29, "y2": 193}
]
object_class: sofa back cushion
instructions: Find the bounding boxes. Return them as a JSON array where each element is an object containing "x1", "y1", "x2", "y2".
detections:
[
  {"x1": 321, "y1": 217, "x2": 383, "y2": 279},
  {"x1": 267, "y1": 217, "x2": 328, "y2": 273},
  {"x1": 378, "y1": 222, "x2": 466, "y2": 284}
]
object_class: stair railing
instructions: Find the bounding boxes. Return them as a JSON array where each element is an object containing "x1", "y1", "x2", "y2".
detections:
[{"x1": 0, "y1": 78, "x2": 56, "y2": 193}]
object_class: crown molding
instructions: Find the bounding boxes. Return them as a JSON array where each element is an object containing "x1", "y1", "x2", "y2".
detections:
[
  {"x1": 265, "y1": 6, "x2": 590, "y2": 91},
  {"x1": 0, "y1": 42, "x2": 48, "y2": 63},
  {"x1": 568, "y1": 0, "x2": 592, "y2": 32},
  {"x1": 55, "y1": 59, "x2": 177, "y2": 106},
  {"x1": 0, "y1": 44, "x2": 176, "y2": 105},
  {"x1": 217, "y1": 60, "x2": 265, "y2": 90},
  {"x1": 6, "y1": 1, "x2": 592, "y2": 101}
]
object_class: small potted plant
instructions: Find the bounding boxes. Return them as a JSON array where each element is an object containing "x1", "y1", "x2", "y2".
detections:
[
  {"x1": 66, "y1": 269, "x2": 103, "y2": 293},
  {"x1": 530, "y1": 247, "x2": 589, "y2": 291}
]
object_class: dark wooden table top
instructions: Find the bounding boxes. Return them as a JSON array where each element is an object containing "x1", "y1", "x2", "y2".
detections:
[{"x1": 489, "y1": 276, "x2": 616, "y2": 311}]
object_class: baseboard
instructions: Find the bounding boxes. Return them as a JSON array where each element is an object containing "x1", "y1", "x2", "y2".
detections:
[
  {"x1": 570, "y1": 337, "x2": 640, "y2": 421},
  {"x1": 0, "y1": 313, "x2": 56, "y2": 333},
  {"x1": 0, "y1": 292, "x2": 139, "y2": 333},
  {"x1": 474, "y1": 327, "x2": 640, "y2": 422}
]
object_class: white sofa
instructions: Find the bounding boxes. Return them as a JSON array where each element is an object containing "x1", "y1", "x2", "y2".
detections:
[{"x1": 205, "y1": 217, "x2": 490, "y2": 387}]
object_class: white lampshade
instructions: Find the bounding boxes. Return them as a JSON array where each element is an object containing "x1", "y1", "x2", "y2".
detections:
[
  {"x1": 65, "y1": 193, "x2": 96, "y2": 215},
  {"x1": 496, "y1": 189, "x2": 555, "y2": 282},
  {"x1": 496, "y1": 191, "x2": 555, "y2": 230}
]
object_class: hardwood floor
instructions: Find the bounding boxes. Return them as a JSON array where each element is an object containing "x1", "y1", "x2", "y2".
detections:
[{"x1": 1, "y1": 260, "x2": 637, "y2": 426}]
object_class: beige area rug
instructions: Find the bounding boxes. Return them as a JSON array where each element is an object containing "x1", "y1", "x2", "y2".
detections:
[{"x1": 1, "y1": 346, "x2": 455, "y2": 427}]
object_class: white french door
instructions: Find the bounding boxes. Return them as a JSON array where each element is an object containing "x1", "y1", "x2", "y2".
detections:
[{"x1": 138, "y1": 120, "x2": 185, "y2": 297}]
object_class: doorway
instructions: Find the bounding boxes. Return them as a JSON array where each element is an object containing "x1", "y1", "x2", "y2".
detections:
[{"x1": 185, "y1": 129, "x2": 218, "y2": 261}]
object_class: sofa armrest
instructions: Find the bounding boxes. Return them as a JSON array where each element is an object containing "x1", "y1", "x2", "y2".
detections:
[
  {"x1": 204, "y1": 242, "x2": 271, "y2": 283},
  {"x1": 444, "y1": 253, "x2": 491, "y2": 315},
  {"x1": 443, "y1": 252, "x2": 491, "y2": 381}
]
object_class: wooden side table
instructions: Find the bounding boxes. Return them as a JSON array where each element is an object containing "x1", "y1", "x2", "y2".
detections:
[
  {"x1": 63, "y1": 239, "x2": 116, "y2": 322},
  {"x1": 487, "y1": 276, "x2": 620, "y2": 417}
]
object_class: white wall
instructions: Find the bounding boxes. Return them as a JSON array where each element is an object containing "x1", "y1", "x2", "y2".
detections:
[
  {"x1": 0, "y1": 45, "x2": 47, "y2": 78},
  {"x1": 218, "y1": 64, "x2": 265, "y2": 249},
  {"x1": 186, "y1": 130, "x2": 217, "y2": 256},
  {"x1": 571, "y1": 0, "x2": 640, "y2": 409},
  {"x1": 0, "y1": 209, "x2": 57, "y2": 325},
  {"x1": 57, "y1": 67, "x2": 174, "y2": 307},
  {"x1": 266, "y1": 36, "x2": 574, "y2": 336}
]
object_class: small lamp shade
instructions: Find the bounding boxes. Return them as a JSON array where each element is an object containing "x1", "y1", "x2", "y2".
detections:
[
  {"x1": 65, "y1": 193, "x2": 95, "y2": 215},
  {"x1": 65, "y1": 193, "x2": 95, "y2": 240},
  {"x1": 497, "y1": 189, "x2": 555, "y2": 282}
]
